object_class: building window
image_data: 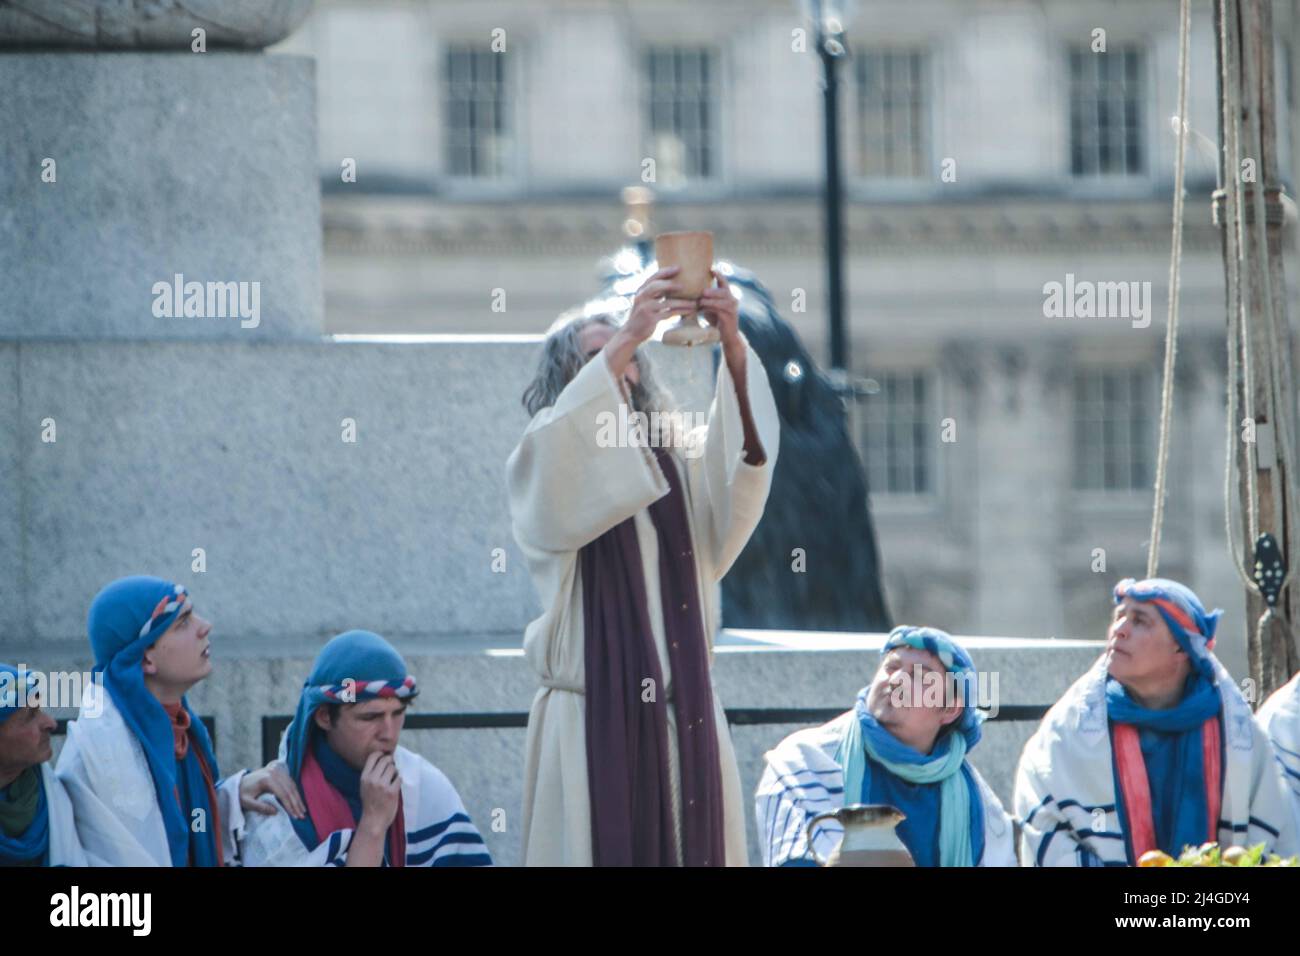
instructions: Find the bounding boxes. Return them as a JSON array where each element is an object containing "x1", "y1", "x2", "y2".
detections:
[
  {"x1": 644, "y1": 47, "x2": 718, "y2": 185},
  {"x1": 1072, "y1": 368, "x2": 1154, "y2": 491},
  {"x1": 860, "y1": 372, "x2": 933, "y2": 495},
  {"x1": 444, "y1": 46, "x2": 510, "y2": 178},
  {"x1": 1069, "y1": 44, "x2": 1145, "y2": 176},
  {"x1": 853, "y1": 49, "x2": 929, "y2": 179}
]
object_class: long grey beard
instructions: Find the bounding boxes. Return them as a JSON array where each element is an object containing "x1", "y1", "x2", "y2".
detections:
[
  {"x1": 627, "y1": 380, "x2": 687, "y2": 453},
  {"x1": 628, "y1": 380, "x2": 652, "y2": 416}
]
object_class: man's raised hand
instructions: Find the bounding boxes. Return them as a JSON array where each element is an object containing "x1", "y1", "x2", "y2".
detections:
[
  {"x1": 699, "y1": 268, "x2": 742, "y2": 348},
  {"x1": 358, "y1": 750, "x2": 401, "y2": 833},
  {"x1": 605, "y1": 265, "x2": 696, "y2": 380},
  {"x1": 625, "y1": 265, "x2": 695, "y2": 343}
]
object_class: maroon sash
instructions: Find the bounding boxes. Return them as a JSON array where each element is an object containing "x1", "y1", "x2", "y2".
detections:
[{"x1": 580, "y1": 447, "x2": 725, "y2": 866}]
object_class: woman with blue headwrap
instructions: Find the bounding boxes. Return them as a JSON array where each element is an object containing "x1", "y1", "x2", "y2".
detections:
[
  {"x1": 756, "y1": 626, "x2": 1015, "y2": 866},
  {"x1": 1015, "y1": 577, "x2": 1298, "y2": 865},
  {"x1": 54, "y1": 575, "x2": 305, "y2": 866},
  {"x1": 0, "y1": 664, "x2": 87, "y2": 866}
]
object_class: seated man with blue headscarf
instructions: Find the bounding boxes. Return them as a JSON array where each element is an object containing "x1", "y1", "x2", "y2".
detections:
[
  {"x1": 0, "y1": 664, "x2": 87, "y2": 866},
  {"x1": 1015, "y1": 577, "x2": 1298, "y2": 866},
  {"x1": 755, "y1": 626, "x2": 1015, "y2": 866},
  {"x1": 56, "y1": 576, "x2": 304, "y2": 866},
  {"x1": 241, "y1": 629, "x2": 492, "y2": 867}
]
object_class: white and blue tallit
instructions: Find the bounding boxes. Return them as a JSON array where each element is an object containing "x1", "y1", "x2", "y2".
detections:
[
  {"x1": 1257, "y1": 671, "x2": 1300, "y2": 838},
  {"x1": 1015, "y1": 655, "x2": 1298, "y2": 865},
  {"x1": 54, "y1": 679, "x2": 248, "y2": 866},
  {"x1": 755, "y1": 710, "x2": 1015, "y2": 867},
  {"x1": 240, "y1": 743, "x2": 491, "y2": 867}
]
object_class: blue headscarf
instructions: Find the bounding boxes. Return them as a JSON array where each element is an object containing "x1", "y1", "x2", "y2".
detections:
[
  {"x1": 1113, "y1": 578, "x2": 1223, "y2": 681},
  {"x1": 0, "y1": 663, "x2": 37, "y2": 726},
  {"x1": 87, "y1": 575, "x2": 222, "y2": 867},
  {"x1": 880, "y1": 625, "x2": 985, "y2": 750},
  {"x1": 284, "y1": 630, "x2": 418, "y2": 849},
  {"x1": 835, "y1": 626, "x2": 987, "y2": 866},
  {"x1": 0, "y1": 663, "x2": 49, "y2": 866}
]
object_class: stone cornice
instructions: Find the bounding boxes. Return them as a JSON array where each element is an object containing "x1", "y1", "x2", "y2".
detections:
[
  {"x1": 322, "y1": 192, "x2": 1234, "y2": 256},
  {"x1": 0, "y1": 0, "x2": 314, "y2": 49}
]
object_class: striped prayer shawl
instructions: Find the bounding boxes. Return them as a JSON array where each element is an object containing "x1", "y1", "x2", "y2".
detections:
[
  {"x1": 1015, "y1": 655, "x2": 1298, "y2": 866},
  {"x1": 314, "y1": 810, "x2": 487, "y2": 868},
  {"x1": 1259, "y1": 672, "x2": 1300, "y2": 838},
  {"x1": 241, "y1": 745, "x2": 491, "y2": 867},
  {"x1": 755, "y1": 710, "x2": 1016, "y2": 867}
]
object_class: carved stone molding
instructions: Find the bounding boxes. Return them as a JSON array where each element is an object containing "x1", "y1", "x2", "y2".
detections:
[{"x1": 0, "y1": 0, "x2": 313, "y2": 49}]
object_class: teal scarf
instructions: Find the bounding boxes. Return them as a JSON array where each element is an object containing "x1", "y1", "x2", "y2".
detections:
[
  {"x1": 0, "y1": 767, "x2": 48, "y2": 866},
  {"x1": 837, "y1": 689, "x2": 975, "y2": 867}
]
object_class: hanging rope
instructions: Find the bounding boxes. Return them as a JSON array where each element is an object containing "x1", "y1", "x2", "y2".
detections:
[
  {"x1": 1147, "y1": 0, "x2": 1193, "y2": 578},
  {"x1": 1219, "y1": 0, "x2": 1264, "y2": 599}
]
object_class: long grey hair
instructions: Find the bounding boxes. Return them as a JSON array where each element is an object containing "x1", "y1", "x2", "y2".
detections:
[{"x1": 520, "y1": 308, "x2": 678, "y2": 441}]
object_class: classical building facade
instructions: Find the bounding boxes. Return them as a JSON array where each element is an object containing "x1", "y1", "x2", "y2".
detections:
[{"x1": 274, "y1": 0, "x2": 1300, "y2": 676}]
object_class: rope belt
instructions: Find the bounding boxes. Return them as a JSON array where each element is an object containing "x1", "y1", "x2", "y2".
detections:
[
  {"x1": 539, "y1": 676, "x2": 584, "y2": 694},
  {"x1": 539, "y1": 675, "x2": 675, "y2": 702}
]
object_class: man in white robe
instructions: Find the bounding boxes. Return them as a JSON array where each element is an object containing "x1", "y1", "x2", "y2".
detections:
[
  {"x1": 56, "y1": 576, "x2": 303, "y2": 866},
  {"x1": 507, "y1": 265, "x2": 779, "y2": 865},
  {"x1": 1257, "y1": 671, "x2": 1300, "y2": 836},
  {"x1": 756, "y1": 627, "x2": 1015, "y2": 867},
  {"x1": 1015, "y1": 578, "x2": 1297, "y2": 865},
  {"x1": 0, "y1": 664, "x2": 87, "y2": 866}
]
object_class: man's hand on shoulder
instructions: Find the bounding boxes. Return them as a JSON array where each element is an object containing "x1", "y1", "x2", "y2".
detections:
[{"x1": 240, "y1": 760, "x2": 306, "y2": 818}]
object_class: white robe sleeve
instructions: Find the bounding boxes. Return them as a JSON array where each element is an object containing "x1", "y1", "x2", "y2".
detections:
[
  {"x1": 687, "y1": 339, "x2": 780, "y2": 580},
  {"x1": 506, "y1": 349, "x2": 668, "y2": 555}
]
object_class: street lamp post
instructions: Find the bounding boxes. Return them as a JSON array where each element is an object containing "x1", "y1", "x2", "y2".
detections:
[{"x1": 802, "y1": 0, "x2": 853, "y2": 379}]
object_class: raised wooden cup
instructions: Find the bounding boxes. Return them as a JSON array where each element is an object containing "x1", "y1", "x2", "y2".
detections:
[{"x1": 654, "y1": 230, "x2": 720, "y2": 346}]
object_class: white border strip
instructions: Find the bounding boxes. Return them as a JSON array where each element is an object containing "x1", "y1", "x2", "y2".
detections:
[{"x1": 331, "y1": 333, "x2": 545, "y2": 344}]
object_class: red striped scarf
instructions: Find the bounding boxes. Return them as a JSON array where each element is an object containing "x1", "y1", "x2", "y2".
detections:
[
  {"x1": 300, "y1": 746, "x2": 406, "y2": 866},
  {"x1": 163, "y1": 701, "x2": 223, "y2": 867},
  {"x1": 1112, "y1": 717, "x2": 1222, "y2": 859}
]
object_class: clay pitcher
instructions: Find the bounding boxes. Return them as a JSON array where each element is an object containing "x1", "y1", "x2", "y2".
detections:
[{"x1": 804, "y1": 804, "x2": 915, "y2": 867}]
